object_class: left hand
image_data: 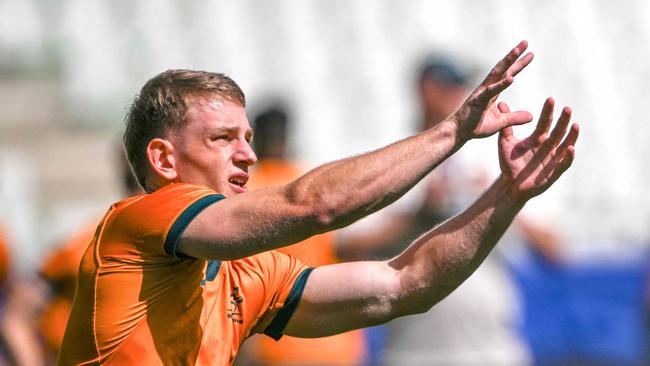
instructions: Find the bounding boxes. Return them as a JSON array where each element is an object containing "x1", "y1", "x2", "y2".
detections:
[
  {"x1": 452, "y1": 40, "x2": 535, "y2": 140},
  {"x1": 497, "y1": 97, "x2": 579, "y2": 201}
]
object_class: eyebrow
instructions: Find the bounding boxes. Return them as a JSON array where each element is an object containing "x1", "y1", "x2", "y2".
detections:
[
  {"x1": 208, "y1": 126, "x2": 254, "y2": 139},
  {"x1": 208, "y1": 126, "x2": 238, "y2": 134}
]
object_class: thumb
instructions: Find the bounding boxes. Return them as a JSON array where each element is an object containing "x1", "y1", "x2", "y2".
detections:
[{"x1": 499, "y1": 126, "x2": 514, "y2": 141}]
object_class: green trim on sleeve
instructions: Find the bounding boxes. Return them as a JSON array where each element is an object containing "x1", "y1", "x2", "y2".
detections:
[
  {"x1": 263, "y1": 267, "x2": 314, "y2": 340},
  {"x1": 164, "y1": 194, "x2": 225, "y2": 258}
]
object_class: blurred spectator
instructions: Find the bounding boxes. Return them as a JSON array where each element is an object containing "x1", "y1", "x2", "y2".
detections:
[
  {"x1": 38, "y1": 144, "x2": 142, "y2": 364},
  {"x1": 0, "y1": 224, "x2": 12, "y2": 365},
  {"x1": 236, "y1": 104, "x2": 366, "y2": 366},
  {"x1": 0, "y1": 224, "x2": 44, "y2": 366},
  {"x1": 38, "y1": 223, "x2": 95, "y2": 364},
  {"x1": 0, "y1": 226, "x2": 9, "y2": 294},
  {"x1": 337, "y1": 56, "x2": 560, "y2": 365}
]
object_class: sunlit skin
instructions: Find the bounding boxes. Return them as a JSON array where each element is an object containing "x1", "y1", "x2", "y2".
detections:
[{"x1": 151, "y1": 100, "x2": 257, "y2": 196}]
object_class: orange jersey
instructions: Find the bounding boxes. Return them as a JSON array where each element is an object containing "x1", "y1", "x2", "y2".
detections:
[{"x1": 58, "y1": 183, "x2": 310, "y2": 366}]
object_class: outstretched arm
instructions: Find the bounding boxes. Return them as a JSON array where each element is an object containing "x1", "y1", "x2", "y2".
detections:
[
  {"x1": 284, "y1": 98, "x2": 579, "y2": 337},
  {"x1": 180, "y1": 41, "x2": 534, "y2": 260}
]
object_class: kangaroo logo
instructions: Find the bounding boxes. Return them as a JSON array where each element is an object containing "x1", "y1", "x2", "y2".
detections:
[{"x1": 227, "y1": 286, "x2": 244, "y2": 324}]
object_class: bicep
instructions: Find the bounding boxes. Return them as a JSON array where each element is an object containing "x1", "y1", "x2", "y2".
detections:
[
  {"x1": 283, "y1": 260, "x2": 402, "y2": 338},
  {"x1": 177, "y1": 186, "x2": 318, "y2": 260}
]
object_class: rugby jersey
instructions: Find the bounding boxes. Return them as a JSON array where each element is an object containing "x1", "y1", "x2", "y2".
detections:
[{"x1": 58, "y1": 183, "x2": 311, "y2": 365}]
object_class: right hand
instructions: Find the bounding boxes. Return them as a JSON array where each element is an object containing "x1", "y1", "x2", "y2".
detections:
[
  {"x1": 497, "y1": 97, "x2": 579, "y2": 201},
  {"x1": 451, "y1": 40, "x2": 535, "y2": 140}
]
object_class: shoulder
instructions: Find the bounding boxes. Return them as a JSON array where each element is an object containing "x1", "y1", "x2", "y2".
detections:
[
  {"x1": 111, "y1": 183, "x2": 221, "y2": 225},
  {"x1": 99, "y1": 184, "x2": 225, "y2": 257},
  {"x1": 147, "y1": 183, "x2": 221, "y2": 206}
]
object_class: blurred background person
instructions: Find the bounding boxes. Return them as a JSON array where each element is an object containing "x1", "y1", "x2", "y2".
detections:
[
  {"x1": 37, "y1": 145, "x2": 142, "y2": 365},
  {"x1": 337, "y1": 56, "x2": 562, "y2": 365},
  {"x1": 0, "y1": 225, "x2": 10, "y2": 307},
  {"x1": 235, "y1": 104, "x2": 366, "y2": 366},
  {"x1": 0, "y1": 224, "x2": 44, "y2": 366},
  {"x1": 0, "y1": 224, "x2": 14, "y2": 365}
]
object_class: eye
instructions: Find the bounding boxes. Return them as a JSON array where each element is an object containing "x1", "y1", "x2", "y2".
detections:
[{"x1": 211, "y1": 135, "x2": 230, "y2": 142}]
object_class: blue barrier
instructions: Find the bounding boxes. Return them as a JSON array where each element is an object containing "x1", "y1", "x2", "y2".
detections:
[{"x1": 508, "y1": 252, "x2": 650, "y2": 365}]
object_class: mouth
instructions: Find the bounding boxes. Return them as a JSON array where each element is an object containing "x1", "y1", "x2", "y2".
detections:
[{"x1": 228, "y1": 175, "x2": 248, "y2": 193}]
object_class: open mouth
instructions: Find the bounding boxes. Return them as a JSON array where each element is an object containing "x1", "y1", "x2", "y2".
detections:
[{"x1": 228, "y1": 176, "x2": 248, "y2": 190}]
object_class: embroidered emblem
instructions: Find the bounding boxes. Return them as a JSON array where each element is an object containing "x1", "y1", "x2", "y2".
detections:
[{"x1": 227, "y1": 287, "x2": 244, "y2": 324}]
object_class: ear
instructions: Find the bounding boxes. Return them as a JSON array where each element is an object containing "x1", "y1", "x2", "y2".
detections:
[{"x1": 146, "y1": 138, "x2": 177, "y2": 183}]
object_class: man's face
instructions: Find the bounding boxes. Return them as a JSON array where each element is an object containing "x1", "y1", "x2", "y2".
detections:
[{"x1": 169, "y1": 99, "x2": 257, "y2": 196}]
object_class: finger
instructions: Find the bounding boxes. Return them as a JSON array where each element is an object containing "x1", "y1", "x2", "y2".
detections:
[
  {"x1": 562, "y1": 145, "x2": 576, "y2": 169},
  {"x1": 556, "y1": 123, "x2": 580, "y2": 154},
  {"x1": 535, "y1": 145, "x2": 575, "y2": 187},
  {"x1": 496, "y1": 101, "x2": 533, "y2": 131},
  {"x1": 499, "y1": 126, "x2": 514, "y2": 141},
  {"x1": 550, "y1": 145, "x2": 576, "y2": 182},
  {"x1": 499, "y1": 102, "x2": 532, "y2": 126},
  {"x1": 505, "y1": 110, "x2": 534, "y2": 126},
  {"x1": 507, "y1": 52, "x2": 534, "y2": 77},
  {"x1": 481, "y1": 40, "x2": 528, "y2": 85},
  {"x1": 546, "y1": 106, "x2": 572, "y2": 148},
  {"x1": 533, "y1": 97, "x2": 555, "y2": 137},
  {"x1": 478, "y1": 76, "x2": 514, "y2": 103}
]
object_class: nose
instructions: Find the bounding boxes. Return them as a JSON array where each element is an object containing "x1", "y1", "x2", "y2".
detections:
[{"x1": 233, "y1": 139, "x2": 257, "y2": 166}]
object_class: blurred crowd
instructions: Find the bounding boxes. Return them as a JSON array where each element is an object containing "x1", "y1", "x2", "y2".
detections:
[{"x1": 0, "y1": 54, "x2": 648, "y2": 366}]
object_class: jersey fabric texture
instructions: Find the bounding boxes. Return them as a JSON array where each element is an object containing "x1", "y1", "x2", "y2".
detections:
[{"x1": 57, "y1": 183, "x2": 311, "y2": 366}]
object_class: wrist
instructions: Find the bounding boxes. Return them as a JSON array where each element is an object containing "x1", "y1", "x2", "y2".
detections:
[
  {"x1": 438, "y1": 116, "x2": 469, "y2": 146},
  {"x1": 446, "y1": 111, "x2": 476, "y2": 144},
  {"x1": 493, "y1": 174, "x2": 529, "y2": 208}
]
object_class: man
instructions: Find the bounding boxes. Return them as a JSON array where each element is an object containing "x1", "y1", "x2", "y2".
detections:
[{"x1": 58, "y1": 41, "x2": 579, "y2": 365}]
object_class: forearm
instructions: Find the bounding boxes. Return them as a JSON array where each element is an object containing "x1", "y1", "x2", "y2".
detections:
[
  {"x1": 288, "y1": 118, "x2": 464, "y2": 231},
  {"x1": 388, "y1": 175, "x2": 525, "y2": 316},
  {"x1": 285, "y1": 176, "x2": 527, "y2": 338}
]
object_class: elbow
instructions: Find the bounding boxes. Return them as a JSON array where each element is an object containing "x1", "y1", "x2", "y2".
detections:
[
  {"x1": 284, "y1": 182, "x2": 340, "y2": 232},
  {"x1": 313, "y1": 207, "x2": 339, "y2": 231},
  {"x1": 392, "y1": 266, "x2": 442, "y2": 317}
]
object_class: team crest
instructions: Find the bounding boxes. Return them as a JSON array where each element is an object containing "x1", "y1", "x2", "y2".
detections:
[{"x1": 227, "y1": 286, "x2": 244, "y2": 324}]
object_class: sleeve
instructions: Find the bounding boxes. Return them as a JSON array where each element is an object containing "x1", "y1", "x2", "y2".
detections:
[
  {"x1": 236, "y1": 251, "x2": 312, "y2": 340},
  {"x1": 262, "y1": 267, "x2": 313, "y2": 340},
  {"x1": 162, "y1": 193, "x2": 225, "y2": 258},
  {"x1": 106, "y1": 184, "x2": 223, "y2": 259}
]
